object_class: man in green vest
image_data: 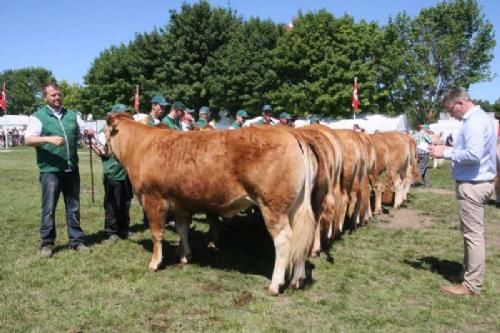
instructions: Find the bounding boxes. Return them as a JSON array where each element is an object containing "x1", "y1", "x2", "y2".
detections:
[
  {"x1": 278, "y1": 112, "x2": 294, "y2": 127},
  {"x1": 230, "y1": 109, "x2": 249, "y2": 129},
  {"x1": 162, "y1": 101, "x2": 184, "y2": 130},
  {"x1": 147, "y1": 95, "x2": 169, "y2": 126},
  {"x1": 245, "y1": 104, "x2": 278, "y2": 126},
  {"x1": 91, "y1": 104, "x2": 133, "y2": 241},
  {"x1": 25, "y1": 82, "x2": 94, "y2": 257},
  {"x1": 195, "y1": 106, "x2": 216, "y2": 129}
]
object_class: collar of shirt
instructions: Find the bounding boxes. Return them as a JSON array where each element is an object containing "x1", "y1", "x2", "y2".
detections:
[
  {"x1": 462, "y1": 104, "x2": 480, "y2": 120},
  {"x1": 47, "y1": 105, "x2": 63, "y2": 115}
]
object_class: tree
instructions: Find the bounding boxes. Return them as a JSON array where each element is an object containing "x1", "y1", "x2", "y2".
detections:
[
  {"x1": 0, "y1": 68, "x2": 54, "y2": 115},
  {"x1": 204, "y1": 17, "x2": 282, "y2": 115},
  {"x1": 271, "y1": 11, "x2": 384, "y2": 118},
  {"x1": 384, "y1": 0, "x2": 495, "y2": 125},
  {"x1": 155, "y1": 1, "x2": 241, "y2": 109}
]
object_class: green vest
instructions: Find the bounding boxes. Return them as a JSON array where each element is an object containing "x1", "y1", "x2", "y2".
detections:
[
  {"x1": 231, "y1": 121, "x2": 241, "y2": 129},
  {"x1": 148, "y1": 116, "x2": 156, "y2": 126},
  {"x1": 162, "y1": 116, "x2": 181, "y2": 130},
  {"x1": 102, "y1": 156, "x2": 127, "y2": 181},
  {"x1": 33, "y1": 106, "x2": 79, "y2": 173}
]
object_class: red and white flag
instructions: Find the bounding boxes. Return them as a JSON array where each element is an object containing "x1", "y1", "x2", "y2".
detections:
[
  {"x1": 133, "y1": 85, "x2": 140, "y2": 113},
  {"x1": 0, "y1": 83, "x2": 6, "y2": 113},
  {"x1": 352, "y1": 77, "x2": 359, "y2": 110}
]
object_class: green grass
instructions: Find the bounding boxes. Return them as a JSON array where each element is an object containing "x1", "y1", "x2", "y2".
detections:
[{"x1": 1, "y1": 148, "x2": 499, "y2": 332}]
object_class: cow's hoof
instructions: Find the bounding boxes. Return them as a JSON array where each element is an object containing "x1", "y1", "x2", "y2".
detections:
[
  {"x1": 265, "y1": 285, "x2": 280, "y2": 296},
  {"x1": 310, "y1": 250, "x2": 320, "y2": 257},
  {"x1": 180, "y1": 256, "x2": 189, "y2": 264},
  {"x1": 148, "y1": 262, "x2": 160, "y2": 271}
]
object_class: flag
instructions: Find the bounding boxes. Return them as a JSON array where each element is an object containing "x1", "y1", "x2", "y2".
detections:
[
  {"x1": 0, "y1": 83, "x2": 6, "y2": 114},
  {"x1": 352, "y1": 77, "x2": 359, "y2": 110},
  {"x1": 133, "y1": 85, "x2": 140, "y2": 113}
]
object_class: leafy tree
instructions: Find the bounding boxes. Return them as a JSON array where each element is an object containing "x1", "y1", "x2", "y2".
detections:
[
  {"x1": 205, "y1": 17, "x2": 282, "y2": 116},
  {"x1": 58, "y1": 80, "x2": 85, "y2": 113},
  {"x1": 272, "y1": 11, "x2": 384, "y2": 118},
  {"x1": 0, "y1": 68, "x2": 54, "y2": 115},
  {"x1": 155, "y1": 1, "x2": 241, "y2": 110},
  {"x1": 385, "y1": 0, "x2": 495, "y2": 125}
]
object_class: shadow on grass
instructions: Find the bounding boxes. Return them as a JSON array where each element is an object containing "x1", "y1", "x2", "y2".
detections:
[
  {"x1": 404, "y1": 256, "x2": 462, "y2": 282},
  {"x1": 135, "y1": 212, "x2": 276, "y2": 279}
]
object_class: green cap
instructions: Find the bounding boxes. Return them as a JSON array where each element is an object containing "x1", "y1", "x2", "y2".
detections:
[
  {"x1": 262, "y1": 104, "x2": 272, "y2": 112},
  {"x1": 151, "y1": 96, "x2": 169, "y2": 106},
  {"x1": 173, "y1": 101, "x2": 185, "y2": 110},
  {"x1": 279, "y1": 112, "x2": 291, "y2": 120},
  {"x1": 185, "y1": 108, "x2": 195, "y2": 114},
  {"x1": 199, "y1": 106, "x2": 210, "y2": 115},
  {"x1": 195, "y1": 119, "x2": 208, "y2": 128},
  {"x1": 236, "y1": 109, "x2": 248, "y2": 118},
  {"x1": 110, "y1": 103, "x2": 128, "y2": 113}
]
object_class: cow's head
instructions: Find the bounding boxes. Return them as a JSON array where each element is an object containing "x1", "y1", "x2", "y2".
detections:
[
  {"x1": 106, "y1": 112, "x2": 132, "y2": 135},
  {"x1": 105, "y1": 112, "x2": 133, "y2": 157}
]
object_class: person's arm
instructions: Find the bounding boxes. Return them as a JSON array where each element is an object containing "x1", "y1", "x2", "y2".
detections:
[
  {"x1": 77, "y1": 115, "x2": 95, "y2": 137},
  {"x1": 24, "y1": 116, "x2": 65, "y2": 147},
  {"x1": 443, "y1": 118, "x2": 483, "y2": 164}
]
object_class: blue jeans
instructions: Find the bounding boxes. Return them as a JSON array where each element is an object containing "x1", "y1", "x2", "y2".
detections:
[{"x1": 39, "y1": 171, "x2": 84, "y2": 248}]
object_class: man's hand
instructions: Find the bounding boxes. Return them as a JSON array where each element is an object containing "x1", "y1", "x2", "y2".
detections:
[
  {"x1": 429, "y1": 144, "x2": 445, "y2": 158},
  {"x1": 84, "y1": 129, "x2": 95, "y2": 138},
  {"x1": 48, "y1": 136, "x2": 65, "y2": 146}
]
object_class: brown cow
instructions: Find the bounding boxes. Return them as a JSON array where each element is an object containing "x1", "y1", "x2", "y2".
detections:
[
  {"x1": 105, "y1": 113, "x2": 317, "y2": 295},
  {"x1": 295, "y1": 125, "x2": 342, "y2": 255},
  {"x1": 376, "y1": 131, "x2": 412, "y2": 208}
]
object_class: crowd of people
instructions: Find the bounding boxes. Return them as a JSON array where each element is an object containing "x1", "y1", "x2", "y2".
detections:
[
  {"x1": 23, "y1": 83, "x2": 498, "y2": 297},
  {"x1": 0, "y1": 126, "x2": 25, "y2": 147}
]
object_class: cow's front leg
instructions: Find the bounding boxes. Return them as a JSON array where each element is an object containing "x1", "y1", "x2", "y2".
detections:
[{"x1": 143, "y1": 196, "x2": 166, "y2": 271}]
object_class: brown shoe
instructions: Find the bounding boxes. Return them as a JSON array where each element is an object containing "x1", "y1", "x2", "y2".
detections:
[{"x1": 440, "y1": 283, "x2": 478, "y2": 296}]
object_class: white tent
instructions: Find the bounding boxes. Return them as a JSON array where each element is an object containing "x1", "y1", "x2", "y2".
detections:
[{"x1": 320, "y1": 114, "x2": 410, "y2": 133}]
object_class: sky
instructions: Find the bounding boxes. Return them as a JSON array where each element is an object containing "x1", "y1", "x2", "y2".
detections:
[{"x1": 1, "y1": 0, "x2": 498, "y2": 102}]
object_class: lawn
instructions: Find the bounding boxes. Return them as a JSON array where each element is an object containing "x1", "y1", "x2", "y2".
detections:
[{"x1": 0, "y1": 147, "x2": 499, "y2": 332}]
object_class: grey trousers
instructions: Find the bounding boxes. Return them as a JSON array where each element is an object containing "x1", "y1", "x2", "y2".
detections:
[{"x1": 456, "y1": 181, "x2": 494, "y2": 293}]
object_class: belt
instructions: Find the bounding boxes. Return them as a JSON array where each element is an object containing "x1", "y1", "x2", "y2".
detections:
[{"x1": 456, "y1": 180, "x2": 494, "y2": 185}]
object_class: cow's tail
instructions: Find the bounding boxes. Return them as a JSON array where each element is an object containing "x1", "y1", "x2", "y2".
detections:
[{"x1": 288, "y1": 141, "x2": 317, "y2": 276}]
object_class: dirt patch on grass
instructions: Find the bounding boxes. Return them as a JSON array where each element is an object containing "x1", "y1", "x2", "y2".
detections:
[{"x1": 375, "y1": 207, "x2": 433, "y2": 230}]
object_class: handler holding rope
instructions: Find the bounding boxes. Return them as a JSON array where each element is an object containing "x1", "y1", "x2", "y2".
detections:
[{"x1": 25, "y1": 82, "x2": 94, "y2": 257}]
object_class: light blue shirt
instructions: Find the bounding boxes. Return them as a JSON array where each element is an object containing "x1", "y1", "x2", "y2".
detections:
[{"x1": 443, "y1": 105, "x2": 496, "y2": 182}]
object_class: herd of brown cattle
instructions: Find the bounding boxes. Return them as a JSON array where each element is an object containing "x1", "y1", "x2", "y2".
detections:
[{"x1": 105, "y1": 112, "x2": 420, "y2": 295}]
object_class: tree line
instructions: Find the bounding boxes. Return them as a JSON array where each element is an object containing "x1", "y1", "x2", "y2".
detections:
[{"x1": 0, "y1": 0, "x2": 497, "y2": 125}]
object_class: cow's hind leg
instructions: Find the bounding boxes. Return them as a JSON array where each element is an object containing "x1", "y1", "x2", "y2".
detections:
[
  {"x1": 261, "y1": 208, "x2": 291, "y2": 295},
  {"x1": 142, "y1": 196, "x2": 167, "y2": 271}
]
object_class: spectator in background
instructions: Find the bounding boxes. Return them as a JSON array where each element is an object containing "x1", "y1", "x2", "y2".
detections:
[
  {"x1": 162, "y1": 101, "x2": 184, "y2": 130},
  {"x1": 230, "y1": 109, "x2": 249, "y2": 129},
  {"x1": 25, "y1": 82, "x2": 94, "y2": 257},
  {"x1": 412, "y1": 124, "x2": 433, "y2": 187},
  {"x1": 181, "y1": 108, "x2": 195, "y2": 131},
  {"x1": 278, "y1": 112, "x2": 292, "y2": 127},
  {"x1": 147, "y1": 96, "x2": 169, "y2": 125},
  {"x1": 245, "y1": 104, "x2": 278, "y2": 126},
  {"x1": 430, "y1": 87, "x2": 496, "y2": 296}
]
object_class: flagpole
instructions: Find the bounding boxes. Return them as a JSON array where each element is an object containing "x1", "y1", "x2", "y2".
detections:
[{"x1": 353, "y1": 77, "x2": 357, "y2": 120}]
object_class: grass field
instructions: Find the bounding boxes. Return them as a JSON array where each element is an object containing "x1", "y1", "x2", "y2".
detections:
[{"x1": 1, "y1": 147, "x2": 499, "y2": 332}]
